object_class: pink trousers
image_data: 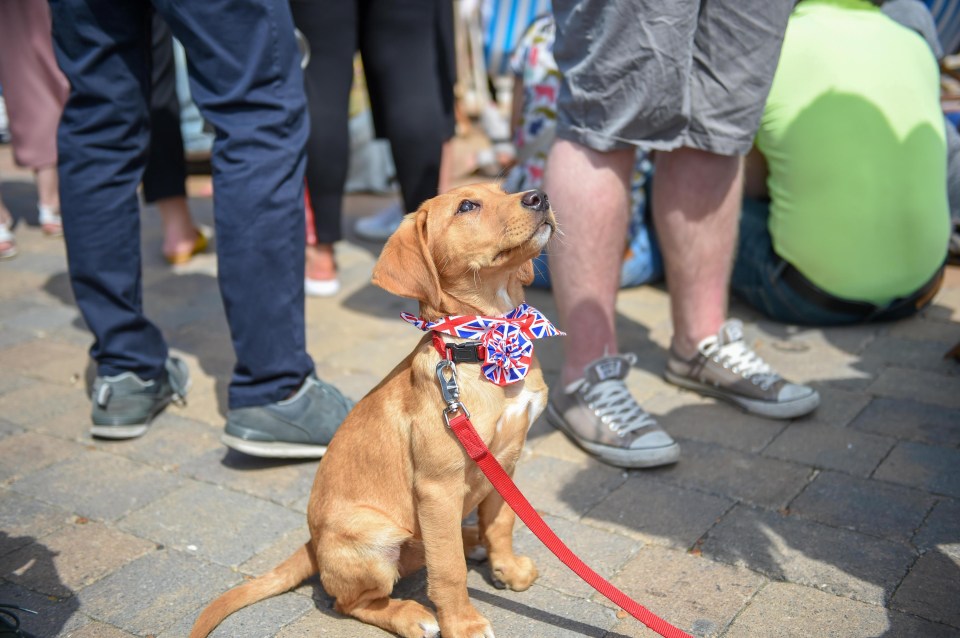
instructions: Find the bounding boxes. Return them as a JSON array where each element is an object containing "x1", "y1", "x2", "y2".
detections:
[{"x1": 0, "y1": 0, "x2": 69, "y2": 170}]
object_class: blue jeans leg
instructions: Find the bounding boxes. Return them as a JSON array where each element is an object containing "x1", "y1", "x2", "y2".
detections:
[
  {"x1": 51, "y1": 0, "x2": 315, "y2": 407},
  {"x1": 50, "y1": 0, "x2": 167, "y2": 381},
  {"x1": 154, "y1": 0, "x2": 315, "y2": 408}
]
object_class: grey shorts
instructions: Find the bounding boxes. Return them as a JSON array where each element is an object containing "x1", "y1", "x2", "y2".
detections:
[{"x1": 552, "y1": 0, "x2": 793, "y2": 156}]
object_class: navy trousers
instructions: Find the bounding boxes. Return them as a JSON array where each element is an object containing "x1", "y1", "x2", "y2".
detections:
[{"x1": 49, "y1": 0, "x2": 314, "y2": 409}]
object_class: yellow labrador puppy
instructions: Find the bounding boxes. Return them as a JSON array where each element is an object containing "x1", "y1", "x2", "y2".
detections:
[{"x1": 190, "y1": 184, "x2": 557, "y2": 638}]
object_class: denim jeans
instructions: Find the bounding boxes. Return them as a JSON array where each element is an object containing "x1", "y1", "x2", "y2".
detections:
[{"x1": 731, "y1": 198, "x2": 932, "y2": 326}]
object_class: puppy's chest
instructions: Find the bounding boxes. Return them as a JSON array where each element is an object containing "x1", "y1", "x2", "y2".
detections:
[{"x1": 470, "y1": 378, "x2": 547, "y2": 460}]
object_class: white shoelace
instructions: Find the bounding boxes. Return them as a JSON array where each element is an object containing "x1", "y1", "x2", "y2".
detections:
[
  {"x1": 580, "y1": 380, "x2": 658, "y2": 437},
  {"x1": 702, "y1": 338, "x2": 781, "y2": 390}
]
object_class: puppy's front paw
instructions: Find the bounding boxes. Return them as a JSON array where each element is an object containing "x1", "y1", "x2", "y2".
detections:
[
  {"x1": 444, "y1": 617, "x2": 495, "y2": 638},
  {"x1": 491, "y1": 554, "x2": 538, "y2": 591}
]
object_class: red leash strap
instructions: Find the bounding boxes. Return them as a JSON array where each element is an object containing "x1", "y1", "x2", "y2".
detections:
[{"x1": 447, "y1": 411, "x2": 692, "y2": 638}]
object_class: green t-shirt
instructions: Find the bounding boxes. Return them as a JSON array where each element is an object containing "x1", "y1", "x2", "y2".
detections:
[{"x1": 756, "y1": 0, "x2": 949, "y2": 304}]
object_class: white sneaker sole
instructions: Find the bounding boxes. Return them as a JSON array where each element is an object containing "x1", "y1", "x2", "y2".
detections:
[
  {"x1": 221, "y1": 434, "x2": 328, "y2": 459},
  {"x1": 664, "y1": 371, "x2": 820, "y2": 419},
  {"x1": 546, "y1": 404, "x2": 680, "y2": 469}
]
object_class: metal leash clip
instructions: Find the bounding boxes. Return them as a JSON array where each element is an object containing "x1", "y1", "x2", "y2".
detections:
[{"x1": 435, "y1": 360, "x2": 470, "y2": 426}]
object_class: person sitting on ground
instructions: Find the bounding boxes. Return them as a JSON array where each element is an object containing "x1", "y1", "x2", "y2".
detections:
[{"x1": 733, "y1": 0, "x2": 951, "y2": 325}]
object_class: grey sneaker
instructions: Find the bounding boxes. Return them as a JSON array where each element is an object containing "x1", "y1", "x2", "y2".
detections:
[
  {"x1": 222, "y1": 373, "x2": 354, "y2": 458},
  {"x1": 665, "y1": 319, "x2": 820, "y2": 419},
  {"x1": 90, "y1": 357, "x2": 190, "y2": 439},
  {"x1": 546, "y1": 354, "x2": 680, "y2": 469}
]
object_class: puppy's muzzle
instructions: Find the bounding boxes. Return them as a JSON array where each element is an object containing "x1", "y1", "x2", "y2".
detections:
[{"x1": 521, "y1": 189, "x2": 549, "y2": 213}]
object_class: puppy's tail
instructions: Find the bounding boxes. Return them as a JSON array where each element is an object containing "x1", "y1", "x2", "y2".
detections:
[{"x1": 189, "y1": 541, "x2": 318, "y2": 638}]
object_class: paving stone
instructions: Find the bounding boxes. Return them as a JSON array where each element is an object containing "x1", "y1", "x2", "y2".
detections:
[
  {"x1": 527, "y1": 426, "x2": 595, "y2": 464},
  {"x1": 158, "y1": 587, "x2": 316, "y2": 638},
  {"x1": 0, "y1": 519, "x2": 155, "y2": 597},
  {"x1": 0, "y1": 324, "x2": 39, "y2": 349},
  {"x1": 873, "y1": 441, "x2": 960, "y2": 498},
  {"x1": 867, "y1": 367, "x2": 960, "y2": 410},
  {"x1": 512, "y1": 455, "x2": 627, "y2": 521},
  {"x1": 0, "y1": 431, "x2": 85, "y2": 483},
  {"x1": 118, "y1": 480, "x2": 304, "y2": 567},
  {"x1": 63, "y1": 621, "x2": 138, "y2": 637},
  {"x1": 0, "y1": 416, "x2": 23, "y2": 437},
  {"x1": 238, "y1": 525, "x2": 311, "y2": 577},
  {"x1": 606, "y1": 544, "x2": 765, "y2": 637},
  {"x1": 274, "y1": 602, "x2": 412, "y2": 637},
  {"x1": 76, "y1": 549, "x2": 240, "y2": 637},
  {"x1": 179, "y1": 448, "x2": 319, "y2": 507},
  {"x1": 645, "y1": 440, "x2": 813, "y2": 509},
  {"x1": 10, "y1": 449, "x2": 182, "y2": 522},
  {"x1": 582, "y1": 476, "x2": 733, "y2": 550},
  {"x1": 643, "y1": 392, "x2": 785, "y2": 454},
  {"x1": 850, "y1": 397, "x2": 960, "y2": 447},
  {"x1": 0, "y1": 379, "x2": 91, "y2": 428},
  {"x1": 858, "y1": 335, "x2": 960, "y2": 375},
  {"x1": 0, "y1": 370, "x2": 33, "y2": 398},
  {"x1": 88, "y1": 413, "x2": 223, "y2": 470},
  {"x1": 0, "y1": 580, "x2": 85, "y2": 637},
  {"x1": 0, "y1": 338, "x2": 89, "y2": 386},
  {"x1": 0, "y1": 269, "x2": 47, "y2": 300},
  {"x1": 2, "y1": 304, "x2": 83, "y2": 340},
  {"x1": 888, "y1": 314, "x2": 960, "y2": 344},
  {"x1": 701, "y1": 505, "x2": 914, "y2": 605},
  {"x1": 509, "y1": 514, "x2": 640, "y2": 600},
  {"x1": 0, "y1": 489, "x2": 70, "y2": 556},
  {"x1": 466, "y1": 569, "x2": 620, "y2": 638},
  {"x1": 747, "y1": 324, "x2": 876, "y2": 388},
  {"x1": 762, "y1": 423, "x2": 895, "y2": 477},
  {"x1": 798, "y1": 384, "x2": 873, "y2": 429},
  {"x1": 913, "y1": 498, "x2": 960, "y2": 559},
  {"x1": 788, "y1": 471, "x2": 934, "y2": 542},
  {"x1": 891, "y1": 550, "x2": 960, "y2": 629},
  {"x1": 725, "y1": 581, "x2": 960, "y2": 638}
]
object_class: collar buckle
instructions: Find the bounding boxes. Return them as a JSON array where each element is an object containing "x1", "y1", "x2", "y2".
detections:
[{"x1": 445, "y1": 341, "x2": 485, "y2": 364}]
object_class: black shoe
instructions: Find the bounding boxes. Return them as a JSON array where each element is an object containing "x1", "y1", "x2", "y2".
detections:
[
  {"x1": 90, "y1": 357, "x2": 190, "y2": 439},
  {"x1": 0, "y1": 604, "x2": 37, "y2": 638},
  {"x1": 221, "y1": 373, "x2": 354, "y2": 458}
]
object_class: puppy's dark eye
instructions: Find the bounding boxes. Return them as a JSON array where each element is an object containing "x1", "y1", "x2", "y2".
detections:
[{"x1": 457, "y1": 200, "x2": 479, "y2": 214}]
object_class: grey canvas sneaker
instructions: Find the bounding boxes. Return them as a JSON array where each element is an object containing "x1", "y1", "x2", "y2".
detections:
[
  {"x1": 90, "y1": 357, "x2": 190, "y2": 439},
  {"x1": 665, "y1": 319, "x2": 820, "y2": 419},
  {"x1": 222, "y1": 373, "x2": 354, "y2": 458},
  {"x1": 546, "y1": 354, "x2": 680, "y2": 468}
]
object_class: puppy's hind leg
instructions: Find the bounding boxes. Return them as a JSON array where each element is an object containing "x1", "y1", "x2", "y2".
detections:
[{"x1": 321, "y1": 511, "x2": 439, "y2": 638}]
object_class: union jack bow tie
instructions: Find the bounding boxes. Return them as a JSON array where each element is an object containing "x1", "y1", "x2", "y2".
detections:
[{"x1": 402, "y1": 303, "x2": 565, "y2": 386}]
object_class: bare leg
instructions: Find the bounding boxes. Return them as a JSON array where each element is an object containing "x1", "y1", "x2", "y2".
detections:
[
  {"x1": 305, "y1": 242, "x2": 336, "y2": 281},
  {"x1": 543, "y1": 139, "x2": 635, "y2": 386},
  {"x1": 35, "y1": 166, "x2": 60, "y2": 211},
  {"x1": 0, "y1": 187, "x2": 16, "y2": 258},
  {"x1": 35, "y1": 165, "x2": 62, "y2": 235},
  {"x1": 156, "y1": 195, "x2": 202, "y2": 261},
  {"x1": 653, "y1": 147, "x2": 742, "y2": 359}
]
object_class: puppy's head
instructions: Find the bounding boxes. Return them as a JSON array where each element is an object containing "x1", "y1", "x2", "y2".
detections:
[{"x1": 371, "y1": 184, "x2": 556, "y2": 318}]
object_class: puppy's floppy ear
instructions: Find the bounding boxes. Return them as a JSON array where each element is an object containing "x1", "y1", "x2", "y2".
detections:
[{"x1": 371, "y1": 209, "x2": 443, "y2": 308}]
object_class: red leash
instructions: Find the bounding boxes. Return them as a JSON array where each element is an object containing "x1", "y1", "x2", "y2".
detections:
[{"x1": 435, "y1": 359, "x2": 692, "y2": 638}]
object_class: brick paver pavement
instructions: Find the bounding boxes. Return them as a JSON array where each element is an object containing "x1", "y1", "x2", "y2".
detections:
[{"x1": 1, "y1": 143, "x2": 959, "y2": 637}]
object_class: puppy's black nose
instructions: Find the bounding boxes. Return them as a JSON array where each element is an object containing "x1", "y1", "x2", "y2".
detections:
[{"x1": 521, "y1": 189, "x2": 549, "y2": 212}]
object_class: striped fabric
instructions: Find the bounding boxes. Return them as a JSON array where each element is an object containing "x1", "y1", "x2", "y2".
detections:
[
  {"x1": 924, "y1": 0, "x2": 960, "y2": 54},
  {"x1": 482, "y1": 0, "x2": 552, "y2": 77}
]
